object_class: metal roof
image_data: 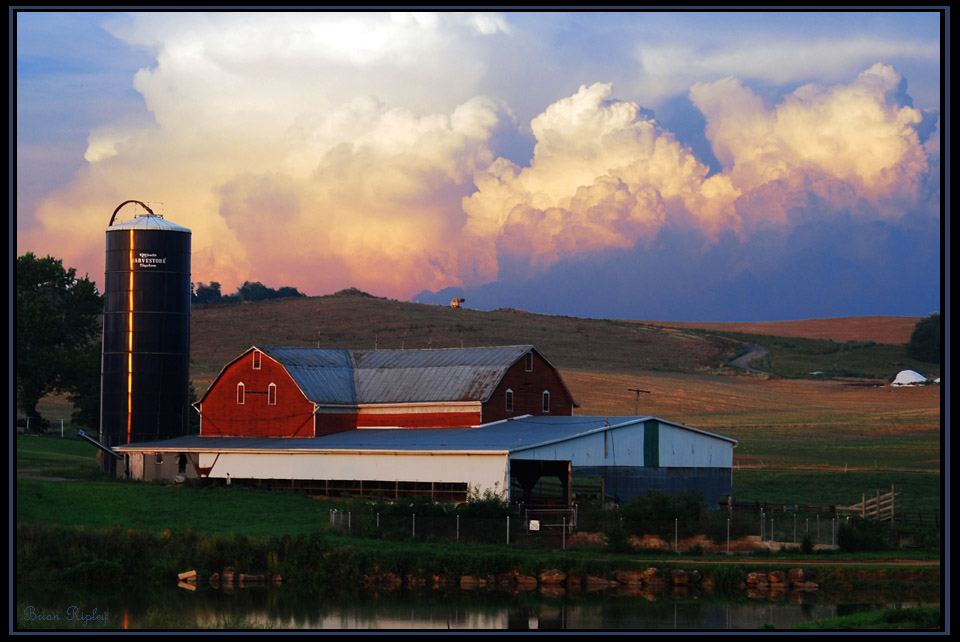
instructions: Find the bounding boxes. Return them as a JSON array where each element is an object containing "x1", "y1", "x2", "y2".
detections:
[
  {"x1": 353, "y1": 346, "x2": 532, "y2": 404},
  {"x1": 258, "y1": 347, "x2": 356, "y2": 405},
  {"x1": 249, "y1": 345, "x2": 537, "y2": 406},
  {"x1": 107, "y1": 214, "x2": 191, "y2": 233},
  {"x1": 115, "y1": 415, "x2": 737, "y2": 454}
]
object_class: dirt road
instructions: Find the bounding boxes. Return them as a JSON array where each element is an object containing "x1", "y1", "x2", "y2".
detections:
[{"x1": 731, "y1": 344, "x2": 770, "y2": 373}]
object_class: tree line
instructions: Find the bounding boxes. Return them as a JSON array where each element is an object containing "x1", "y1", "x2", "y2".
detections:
[{"x1": 192, "y1": 280, "x2": 305, "y2": 304}]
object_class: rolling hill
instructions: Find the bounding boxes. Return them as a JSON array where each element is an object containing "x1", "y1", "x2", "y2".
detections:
[{"x1": 189, "y1": 292, "x2": 926, "y2": 391}]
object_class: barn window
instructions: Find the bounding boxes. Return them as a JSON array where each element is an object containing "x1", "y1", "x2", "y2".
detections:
[
  {"x1": 525, "y1": 352, "x2": 534, "y2": 372},
  {"x1": 505, "y1": 389, "x2": 514, "y2": 412},
  {"x1": 155, "y1": 453, "x2": 163, "y2": 465},
  {"x1": 268, "y1": 382, "x2": 277, "y2": 406},
  {"x1": 252, "y1": 351, "x2": 261, "y2": 369},
  {"x1": 542, "y1": 390, "x2": 551, "y2": 413},
  {"x1": 237, "y1": 382, "x2": 245, "y2": 405}
]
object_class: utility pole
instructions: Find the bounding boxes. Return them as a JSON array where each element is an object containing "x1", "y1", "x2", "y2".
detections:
[{"x1": 627, "y1": 388, "x2": 651, "y2": 415}]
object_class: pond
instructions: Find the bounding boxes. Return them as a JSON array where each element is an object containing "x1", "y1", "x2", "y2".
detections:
[{"x1": 15, "y1": 580, "x2": 937, "y2": 631}]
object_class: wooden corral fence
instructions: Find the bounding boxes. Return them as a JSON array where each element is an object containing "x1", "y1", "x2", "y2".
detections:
[{"x1": 837, "y1": 484, "x2": 902, "y2": 522}]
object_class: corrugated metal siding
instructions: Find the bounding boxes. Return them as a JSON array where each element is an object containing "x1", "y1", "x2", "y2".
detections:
[
  {"x1": 196, "y1": 451, "x2": 509, "y2": 489},
  {"x1": 658, "y1": 422, "x2": 734, "y2": 468}
]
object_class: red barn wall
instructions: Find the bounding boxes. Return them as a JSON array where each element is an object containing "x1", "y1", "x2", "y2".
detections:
[
  {"x1": 315, "y1": 410, "x2": 358, "y2": 436},
  {"x1": 481, "y1": 353, "x2": 575, "y2": 423},
  {"x1": 356, "y1": 406, "x2": 482, "y2": 428},
  {"x1": 200, "y1": 352, "x2": 317, "y2": 438}
]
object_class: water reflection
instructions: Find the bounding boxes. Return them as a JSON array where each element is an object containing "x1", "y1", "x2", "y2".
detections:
[{"x1": 16, "y1": 581, "x2": 936, "y2": 631}]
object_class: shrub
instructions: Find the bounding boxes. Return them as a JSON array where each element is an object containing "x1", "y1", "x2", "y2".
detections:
[
  {"x1": 838, "y1": 517, "x2": 893, "y2": 553},
  {"x1": 620, "y1": 491, "x2": 706, "y2": 539},
  {"x1": 710, "y1": 564, "x2": 747, "y2": 595},
  {"x1": 62, "y1": 559, "x2": 124, "y2": 584}
]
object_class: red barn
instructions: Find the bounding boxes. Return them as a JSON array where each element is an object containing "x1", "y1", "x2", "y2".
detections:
[{"x1": 195, "y1": 345, "x2": 579, "y2": 438}]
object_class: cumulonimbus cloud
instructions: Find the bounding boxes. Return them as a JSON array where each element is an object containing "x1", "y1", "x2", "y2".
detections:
[
  {"x1": 18, "y1": 7, "x2": 936, "y2": 313},
  {"x1": 462, "y1": 64, "x2": 933, "y2": 284}
]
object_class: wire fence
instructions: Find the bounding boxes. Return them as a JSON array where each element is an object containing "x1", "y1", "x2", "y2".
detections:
[
  {"x1": 329, "y1": 510, "x2": 565, "y2": 548},
  {"x1": 327, "y1": 505, "x2": 860, "y2": 552}
]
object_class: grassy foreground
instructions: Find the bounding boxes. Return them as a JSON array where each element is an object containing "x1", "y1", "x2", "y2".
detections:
[{"x1": 790, "y1": 606, "x2": 941, "y2": 630}]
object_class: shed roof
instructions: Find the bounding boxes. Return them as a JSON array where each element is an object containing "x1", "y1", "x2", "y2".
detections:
[{"x1": 115, "y1": 415, "x2": 737, "y2": 455}]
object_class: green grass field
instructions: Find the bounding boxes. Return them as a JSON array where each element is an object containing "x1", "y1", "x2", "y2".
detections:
[{"x1": 16, "y1": 434, "x2": 941, "y2": 537}]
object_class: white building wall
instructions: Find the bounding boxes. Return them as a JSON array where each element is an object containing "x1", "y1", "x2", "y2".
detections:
[
  {"x1": 511, "y1": 423, "x2": 646, "y2": 467},
  {"x1": 512, "y1": 422, "x2": 733, "y2": 469},
  {"x1": 658, "y1": 423, "x2": 734, "y2": 468},
  {"x1": 197, "y1": 451, "x2": 511, "y2": 497}
]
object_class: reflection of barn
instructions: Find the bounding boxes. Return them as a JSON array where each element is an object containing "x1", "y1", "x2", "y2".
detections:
[{"x1": 113, "y1": 345, "x2": 737, "y2": 505}]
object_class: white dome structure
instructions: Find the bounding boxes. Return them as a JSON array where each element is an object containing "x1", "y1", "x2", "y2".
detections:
[{"x1": 891, "y1": 370, "x2": 928, "y2": 387}]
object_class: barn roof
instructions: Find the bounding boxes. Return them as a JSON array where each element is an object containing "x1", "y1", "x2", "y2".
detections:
[
  {"x1": 258, "y1": 347, "x2": 356, "y2": 404},
  {"x1": 351, "y1": 345, "x2": 535, "y2": 404},
  {"x1": 115, "y1": 415, "x2": 738, "y2": 454},
  {"x1": 200, "y1": 345, "x2": 577, "y2": 407}
]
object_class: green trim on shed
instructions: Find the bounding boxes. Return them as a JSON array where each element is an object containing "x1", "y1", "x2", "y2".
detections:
[{"x1": 643, "y1": 419, "x2": 659, "y2": 467}]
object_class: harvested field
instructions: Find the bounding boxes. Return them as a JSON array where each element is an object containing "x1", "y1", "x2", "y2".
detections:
[
  {"x1": 567, "y1": 369, "x2": 942, "y2": 475},
  {"x1": 568, "y1": 370, "x2": 941, "y2": 428},
  {"x1": 653, "y1": 316, "x2": 921, "y2": 345}
]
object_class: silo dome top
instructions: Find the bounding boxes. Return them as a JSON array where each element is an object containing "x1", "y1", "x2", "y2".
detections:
[{"x1": 108, "y1": 214, "x2": 191, "y2": 233}]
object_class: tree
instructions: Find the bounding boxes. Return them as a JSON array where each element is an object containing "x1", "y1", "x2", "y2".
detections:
[
  {"x1": 192, "y1": 281, "x2": 223, "y2": 304},
  {"x1": 907, "y1": 313, "x2": 940, "y2": 363},
  {"x1": 16, "y1": 253, "x2": 103, "y2": 427}
]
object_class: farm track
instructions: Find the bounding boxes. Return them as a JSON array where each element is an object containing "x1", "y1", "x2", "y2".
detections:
[{"x1": 731, "y1": 344, "x2": 770, "y2": 373}]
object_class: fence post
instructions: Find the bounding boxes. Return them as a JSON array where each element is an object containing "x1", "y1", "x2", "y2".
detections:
[
  {"x1": 456, "y1": 514, "x2": 460, "y2": 543},
  {"x1": 562, "y1": 517, "x2": 566, "y2": 550},
  {"x1": 507, "y1": 516, "x2": 510, "y2": 545},
  {"x1": 726, "y1": 518, "x2": 730, "y2": 555},
  {"x1": 413, "y1": 514, "x2": 416, "y2": 539},
  {"x1": 890, "y1": 484, "x2": 895, "y2": 521},
  {"x1": 348, "y1": 511, "x2": 351, "y2": 535},
  {"x1": 675, "y1": 517, "x2": 678, "y2": 554}
]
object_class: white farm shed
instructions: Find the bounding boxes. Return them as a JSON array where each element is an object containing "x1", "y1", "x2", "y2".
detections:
[{"x1": 113, "y1": 415, "x2": 738, "y2": 505}]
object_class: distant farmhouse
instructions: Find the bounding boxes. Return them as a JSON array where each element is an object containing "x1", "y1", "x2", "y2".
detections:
[{"x1": 114, "y1": 345, "x2": 738, "y2": 506}]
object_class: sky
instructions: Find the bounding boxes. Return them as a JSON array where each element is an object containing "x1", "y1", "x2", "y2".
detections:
[{"x1": 14, "y1": 10, "x2": 945, "y2": 322}]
